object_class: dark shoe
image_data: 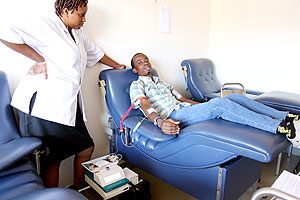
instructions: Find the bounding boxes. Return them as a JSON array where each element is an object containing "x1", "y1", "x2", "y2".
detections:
[
  {"x1": 277, "y1": 121, "x2": 295, "y2": 139},
  {"x1": 288, "y1": 120, "x2": 300, "y2": 147},
  {"x1": 286, "y1": 113, "x2": 300, "y2": 122}
]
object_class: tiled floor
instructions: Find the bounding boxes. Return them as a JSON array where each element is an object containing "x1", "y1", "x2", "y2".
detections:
[{"x1": 80, "y1": 152, "x2": 300, "y2": 200}]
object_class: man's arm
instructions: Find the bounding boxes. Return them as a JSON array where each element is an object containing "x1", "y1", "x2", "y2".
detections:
[
  {"x1": 139, "y1": 99, "x2": 180, "y2": 135},
  {"x1": 168, "y1": 84, "x2": 198, "y2": 105},
  {"x1": 178, "y1": 97, "x2": 199, "y2": 104}
]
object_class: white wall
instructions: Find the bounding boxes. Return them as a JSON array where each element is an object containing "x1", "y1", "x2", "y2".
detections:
[
  {"x1": 3, "y1": 0, "x2": 299, "y2": 188},
  {"x1": 84, "y1": 0, "x2": 211, "y2": 94},
  {"x1": 209, "y1": 0, "x2": 300, "y2": 93},
  {"x1": 0, "y1": 0, "x2": 211, "y2": 186}
]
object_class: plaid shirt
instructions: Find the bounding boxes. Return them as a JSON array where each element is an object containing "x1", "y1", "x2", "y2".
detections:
[{"x1": 130, "y1": 76, "x2": 191, "y2": 119}]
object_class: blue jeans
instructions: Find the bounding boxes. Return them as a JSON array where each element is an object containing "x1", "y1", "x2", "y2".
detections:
[{"x1": 168, "y1": 94, "x2": 288, "y2": 134}]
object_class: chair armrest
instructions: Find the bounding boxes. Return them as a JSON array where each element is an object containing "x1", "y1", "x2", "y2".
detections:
[
  {"x1": 123, "y1": 116, "x2": 176, "y2": 142},
  {"x1": 0, "y1": 137, "x2": 42, "y2": 172},
  {"x1": 254, "y1": 91, "x2": 300, "y2": 114},
  {"x1": 13, "y1": 188, "x2": 87, "y2": 200}
]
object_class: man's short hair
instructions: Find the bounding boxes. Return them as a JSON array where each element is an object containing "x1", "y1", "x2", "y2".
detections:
[{"x1": 131, "y1": 53, "x2": 144, "y2": 68}]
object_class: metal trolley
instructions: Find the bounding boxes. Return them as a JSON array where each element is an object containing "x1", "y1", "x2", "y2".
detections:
[{"x1": 251, "y1": 171, "x2": 300, "y2": 200}]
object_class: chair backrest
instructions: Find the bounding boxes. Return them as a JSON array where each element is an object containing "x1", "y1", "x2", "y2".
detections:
[
  {"x1": 99, "y1": 69, "x2": 158, "y2": 128},
  {"x1": 0, "y1": 71, "x2": 20, "y2": 145},
  {"x1": 181, "y1": 58, "x2": 222, "y2": 102}
]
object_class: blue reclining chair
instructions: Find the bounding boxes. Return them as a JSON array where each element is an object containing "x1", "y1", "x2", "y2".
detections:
[
  {"x1": 181, "y1": 58, "x2": 263, "y2": 102},
  {"x1": 0, "y1": 71, "x2": 87, "y2": 200},
  {"x1": 99, "y1": 69, "x2": 290, "y2": 200},
  {"x1": 180, "y1": 58, "x2": 300, "y2": 115},
  {"x1": 181, "y1": 58, "x2": 300, "y2": 175}
]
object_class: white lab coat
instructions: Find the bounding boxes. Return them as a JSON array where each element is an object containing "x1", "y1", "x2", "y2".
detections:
[{"x1": 1, "y1": 12, "x2": 104, "y2": 126}]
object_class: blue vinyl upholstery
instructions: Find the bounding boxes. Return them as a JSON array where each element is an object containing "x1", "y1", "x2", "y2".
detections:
[
  {"x1": 180, "y1": 59, "x2": 300, "y2": 125},
  {"x1": 0, "y1": 71, "x2": 87, "y2": 200},
  {"x1": 99, "y1": 69, "x2": 290, "y2": 200},
  {"x1": 181, "y1": 58, "x2": 263, "y2": 101},
  {"x1": 0, "y1": 71, "x2": 41, "y2": 172},
  {"x1": 254, "y1": 91, "x2": 300, "y2": 115},
  {"x1": 13, "y1": 188, "x2": 87, "y2": 200},
  {"x1": 181, "y1": 58, "x2": 300, "y2": 178},
  {"x1": 181, "y1": 58, "x2": 222, "y2": 101}
]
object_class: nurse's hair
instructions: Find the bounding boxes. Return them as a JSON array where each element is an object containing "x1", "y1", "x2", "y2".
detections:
[
  {"x1": 131, "y1": 53, "x2": 144, "y2": 69},
  {"x1": 55, "y1": 0, "x2": 88, "y2": 16}
]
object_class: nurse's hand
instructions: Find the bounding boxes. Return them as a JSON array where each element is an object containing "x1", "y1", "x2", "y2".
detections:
[
  {"x1": 27, "y1": 62, "x2": 48, "y2": 79},
  {"x1": 115, "y1": 64, "x2": 126, "y2": 69},
  {"x1": 158, "y1": 118, "x2": 180, "y2": 135}
]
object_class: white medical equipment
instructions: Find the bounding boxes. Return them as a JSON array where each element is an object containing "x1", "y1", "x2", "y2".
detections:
[
  {"x1": 94, "y1": 164, "x2": 125, "y2": 188},
  {"x1": 123, "y1": 167, "x2": 139, "y2": 185},
  {"x1": 82, "y1": 154, "x2": 139, "y2": 200}
]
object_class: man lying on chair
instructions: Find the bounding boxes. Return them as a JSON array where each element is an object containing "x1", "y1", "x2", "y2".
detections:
[{"x1": 129, "y1": 53, "x2": 300, "y2": 147}]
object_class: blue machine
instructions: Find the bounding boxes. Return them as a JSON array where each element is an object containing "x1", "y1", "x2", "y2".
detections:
[
  {"x1": 99, "y1": 68, "x2": 291, "y2": 200},
  {"x1": 0, "y1": 71, "x2": 87, "y2": 200}
]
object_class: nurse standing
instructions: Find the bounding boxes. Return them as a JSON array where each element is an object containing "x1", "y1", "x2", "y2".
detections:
[{"x1": 0, "y1": 0, "x2": 125, "y2": 189}]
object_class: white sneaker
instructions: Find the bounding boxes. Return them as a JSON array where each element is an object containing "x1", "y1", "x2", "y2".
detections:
[{"x1": 289, "y1": 120, "x2": 300, "y2": 147}]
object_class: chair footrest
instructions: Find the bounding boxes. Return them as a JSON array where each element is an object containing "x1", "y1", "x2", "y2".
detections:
[{"x1": 254, "y1": 91, "x2": 300, "y2": 114}]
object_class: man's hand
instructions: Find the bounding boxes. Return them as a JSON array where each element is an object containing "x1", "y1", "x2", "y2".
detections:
[
  {"x1": 158, "y1": 118, "x2": 180, "y2": 135},
  {"x1": 138, "y1": 97, "x2": 180, "y2": 135},
  {"x1": 27, "y1": 63, "x2": 48, "y2": 79}
]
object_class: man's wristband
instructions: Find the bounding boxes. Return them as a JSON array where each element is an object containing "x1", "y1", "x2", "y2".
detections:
[{"x1": 153, "y1": 117, "x2": 161, "y2": 126}]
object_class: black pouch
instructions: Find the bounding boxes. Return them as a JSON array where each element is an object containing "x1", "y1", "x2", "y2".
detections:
[{"x1": 117, "y1": 179, "x2": 151, "y2": 200}]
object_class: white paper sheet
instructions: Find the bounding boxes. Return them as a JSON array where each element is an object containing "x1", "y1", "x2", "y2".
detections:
[
  {"x1": 271, "y1": 170, "x2": 300, "y2": 198},
  {"x1": 159, "y1": 5, "x2": 170, "y2": 33}
]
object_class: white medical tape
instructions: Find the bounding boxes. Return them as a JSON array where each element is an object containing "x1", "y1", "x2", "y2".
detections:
[
  {"x1": 147, "y1": 107, "x2": 156, "y2": 115},
  {"x1": 134, "y1": 97, "x2": 146, "y2": 106},
  {"x1": 134, "y1": 99, "x2": 141, "y2": 106}
]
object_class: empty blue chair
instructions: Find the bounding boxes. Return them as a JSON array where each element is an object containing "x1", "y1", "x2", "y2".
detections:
[
  {"x1": 0, "y1": 71, "x2": 87, "y2": 200},
  {"x1": 181, "y1": 58, "x2": 263, "y2": 101}
]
